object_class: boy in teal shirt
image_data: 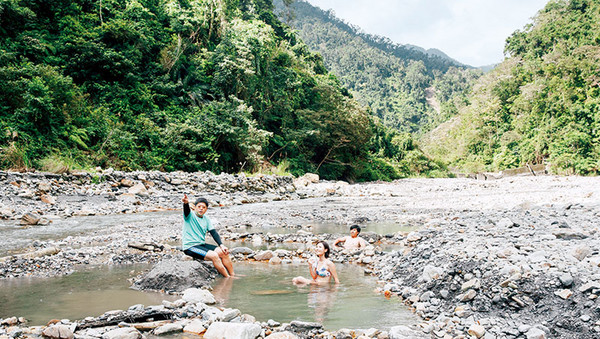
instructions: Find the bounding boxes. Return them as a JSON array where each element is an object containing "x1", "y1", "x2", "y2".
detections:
[{"x1": 182, "y1": 194, "x2": 234, "y2": 277}]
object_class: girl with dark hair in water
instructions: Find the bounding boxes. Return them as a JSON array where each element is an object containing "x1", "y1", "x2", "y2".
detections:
[{"x1": 293, "y1": 241, "x2": 340, "y2": 285}]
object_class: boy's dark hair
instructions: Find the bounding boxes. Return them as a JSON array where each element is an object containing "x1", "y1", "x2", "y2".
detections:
[
  {"x1": 194, "y1": 197, "x2": 209, "y2": 207},
  {"x1": 350, "y1": 224, "x2": 361, "y2": 233},
  {"x1": 320, "y1": 241, "x2": 331, "y2": 258}
]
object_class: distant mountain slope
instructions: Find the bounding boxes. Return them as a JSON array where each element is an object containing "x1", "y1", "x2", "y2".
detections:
[
  {"x1": 422, "y1": 0, "x2": 600, "y2": 175},
  {"x1": 275, "y1": 0, "x2": 480, "y2": 134}
]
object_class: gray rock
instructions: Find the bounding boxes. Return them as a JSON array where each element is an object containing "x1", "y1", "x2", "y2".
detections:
[
  {"x1": 101, "y1": 327, "x2": 142, "y2": 339},
  {"x1": 153, "y1": 323, "x2": 183, "y2": 335},
  {"x1": 42, "y1": 325, "x2": 74, "y2": 339},
  {"x1": 265, "y1": 331, "x2": 299, "y2": 339},
  {"x1": 525, "y1": 327, "x2": 546, "y2": 339},
  {"x1": 497, "y1": 218, "x2": 516, "y2": 228},
  {"x1": 389, "y1": 325, "x2": 428, "y2": 339},
  {"x1": 183, "y1": 319, "x2": 207, "y2": 334},
  {"x1": 289, "y1": 320, "x2": 323, "y2": 330},
  {"x1": 222, "y1": 308, "x2": 242, "y2": 322},
  {"x1": 183, "y1": 288, "x2": 216, "y2": 305},
  {"x1": 254, "y1": 250, "x2": 274, "y2": 261},
  {"x1": 558, "y1": 273, "x2": 573, "y2": 287},
  {"x1": 572, "y1": 245, "x2": 591, "y2": 261},
  {"x1": 231, "y1": 247, "x2": 254, "y2": 255},
  {"x1": 204, "y1": 322, "x2": 261, "y2": 339},
  {"x1": 552, "y1": 230, "x2": 588, "y2": 240},
  {"x1": 132, "y1": 259, "x2": 215, "y2": 292}
]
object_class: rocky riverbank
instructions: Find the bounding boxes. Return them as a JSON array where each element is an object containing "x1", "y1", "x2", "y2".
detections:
[{"x1": 1, "y1": 171, "x2": 600, "y2": 338}]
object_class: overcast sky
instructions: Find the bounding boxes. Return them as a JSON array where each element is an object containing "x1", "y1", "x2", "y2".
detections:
[{"x1": 304, "y1": 0, "x2": 549, "y2": 67}]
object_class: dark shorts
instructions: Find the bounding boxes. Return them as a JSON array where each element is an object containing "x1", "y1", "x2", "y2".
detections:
[{"x1": 183, "y1": 244, "x2": 218, "y2": 260}]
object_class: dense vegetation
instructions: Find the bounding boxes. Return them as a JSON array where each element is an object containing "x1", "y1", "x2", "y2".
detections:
[
  {"x1": 275, "y1": 0, "x2": 481, "y2": 135},
  {"x1": 0, "y1": 0, "x2": 445, "y2": 181},
  {"x1": 423, "y1": 0, "x2": 600, "y2": 174}
]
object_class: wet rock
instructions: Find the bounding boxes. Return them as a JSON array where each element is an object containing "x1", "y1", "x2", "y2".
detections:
[
  {"x1": 183, "y1": 319, "x2": 207, "y2": 335},
  {"x1": 182, "y1": 288, "x2": 216, "y2": 305},
  {"x1": 152, "y1": 323, "x2": 183, "y2": 335},
  {"x1": 268, "y1": 257, "x2": 282, "y2": 265},
  {"x1": 1, "y1": 317, "x2": 18, "y2": 326},
  {"x1": 101, "y1": 327, "x2": 142, "y2": 339},
  {"x1": 289, "y1": 320, "x2": 322, "y2": 330},
  {"x1": 203, "y1": 322, "x2": 261, "y2": 339},
  {"x1": 254, "y1": 250, "x2": 274, "y2": 261},
  {"x1": 231, "y1": 247, "x2": 254, "y2": 255},
  {"x1": 132, "y1": 259, "x2": 216, "y2": 292}
]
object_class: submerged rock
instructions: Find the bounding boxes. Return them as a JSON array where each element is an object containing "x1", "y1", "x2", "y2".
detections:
[{"x1": 132, "y1": 259, "x2": 216, "y2": 292}]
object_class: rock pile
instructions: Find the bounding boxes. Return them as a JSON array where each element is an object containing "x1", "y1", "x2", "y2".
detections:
[
  {"x1": 373, "y1": 204, "x2": 600, "y2": 338},
  {"x1": 0, "y1": 169, "x2": 305, "y2": 222},
  {"x1": 0, "y1": 288, "x2": 424, "y2": 339}
]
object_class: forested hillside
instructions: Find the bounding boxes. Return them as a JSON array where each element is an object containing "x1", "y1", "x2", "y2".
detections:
[
  {"x1": 275, "y1": 0, "x2": 481, "y2": 134},
  {"x1": 0, "y1": 0, "x2": 446, "y2": 181},
  {"x1": 423, "y1": 0, "x2": 600, "y2": 175}
]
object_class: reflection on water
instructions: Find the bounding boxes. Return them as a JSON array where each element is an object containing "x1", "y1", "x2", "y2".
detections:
[
  {"x1": 0, "y1": 264, "x2": 177, "y2": 325},
  {"x1": 210, "y1": 262, "x2": 417, "y2": 330},
  {"x1": 0, "y1": 261, "x2": 417, "y2": 331}
]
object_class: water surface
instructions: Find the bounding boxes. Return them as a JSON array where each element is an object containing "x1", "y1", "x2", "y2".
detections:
[
  {"x1": 211, "y1": 262, "x2": 417, "y2": 330},
  {"x1": 0, "y1": 264, "x2": 177, "y2": 325}
]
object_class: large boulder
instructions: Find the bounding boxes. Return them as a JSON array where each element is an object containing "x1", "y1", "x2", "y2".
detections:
[{"x1": 132, "y1": 259, "x2": 216, "y2": 292}]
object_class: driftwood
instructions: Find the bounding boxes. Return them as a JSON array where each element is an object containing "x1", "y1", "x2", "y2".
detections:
[
  {"x1": 127, "y1": 242, "x2": 164, "y2": 252},
  {"x1": 76, "y1": 309, "x2": 174, "y2": 329}
]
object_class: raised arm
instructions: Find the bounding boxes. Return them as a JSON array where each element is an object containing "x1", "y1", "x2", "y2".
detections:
[
  {"x1": 182, "y1": 194, "x2": 190, "y2": 217},
  {"x1": 308, "y1": 258, "x2": 318, "y2": 280}
]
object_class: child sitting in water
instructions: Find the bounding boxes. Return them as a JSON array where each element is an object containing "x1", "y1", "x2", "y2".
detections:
[
  {"x1": 333, "y1": 225, "x2": 368, "y2": 249},
  {"x1": 293, "y1": 241, "x2": 340, "y2": 285}
]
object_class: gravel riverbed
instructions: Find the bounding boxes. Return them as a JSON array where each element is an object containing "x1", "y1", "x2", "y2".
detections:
[{"x1": 1, "y1": 171, "x2": 599, "y2": 338}]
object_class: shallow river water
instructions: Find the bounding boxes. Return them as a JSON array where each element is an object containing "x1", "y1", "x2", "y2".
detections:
[
  {"x1": 212, "y1": 262, "x2": 417, "y2": 330},
  {"x1": 1, "y1": 208, "x2": 419, "y2": 330},
  {"x1": 0, "y1": 264, "x2": 177, "y2": 325}
]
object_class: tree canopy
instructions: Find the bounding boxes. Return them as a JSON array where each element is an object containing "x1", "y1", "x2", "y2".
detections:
[
  {"x1": 423, "y1": 0, "x2": 600, "y2": 175},
  {"x1": 0, "y1": 0, "x2": 424, "y2": 180}
]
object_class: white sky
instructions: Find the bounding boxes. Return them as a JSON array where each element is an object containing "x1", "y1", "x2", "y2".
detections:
[{"x1": 304, "y1": 0, "x2": 549, "y2": 67}]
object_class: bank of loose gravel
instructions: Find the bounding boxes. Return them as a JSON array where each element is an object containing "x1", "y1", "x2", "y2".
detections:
[{"x1": 1, "y1": 171, "x2": 599, "y2": 338}]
